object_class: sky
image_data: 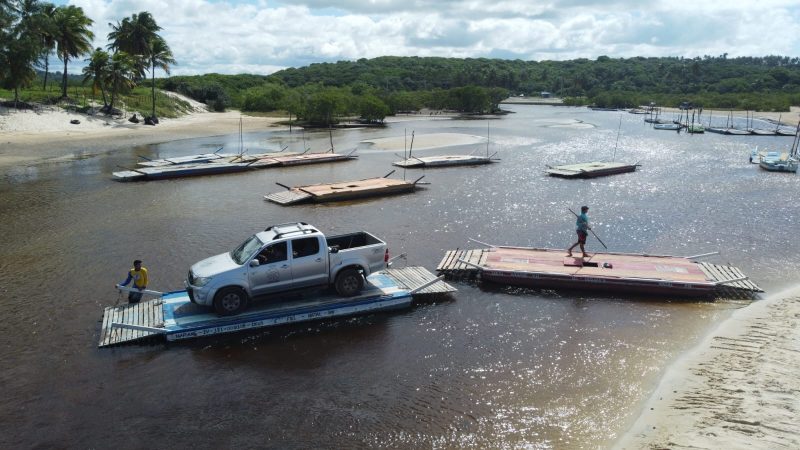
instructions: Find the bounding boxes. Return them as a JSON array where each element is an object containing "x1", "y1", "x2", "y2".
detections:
[{"x1": 52, "y1": 0, "x2": 800, "y2": 76}]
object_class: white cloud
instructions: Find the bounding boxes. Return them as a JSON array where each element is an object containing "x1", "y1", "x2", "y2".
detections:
[{"x1": 54, "y1": 0, "x2": 800, "y2": 76}]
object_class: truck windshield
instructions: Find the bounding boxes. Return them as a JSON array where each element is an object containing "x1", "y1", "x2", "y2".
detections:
[{"x1": 230, "y1": 235, "x2": 264, "y2": 265}]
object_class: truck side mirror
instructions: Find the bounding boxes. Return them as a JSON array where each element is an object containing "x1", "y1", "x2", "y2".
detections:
[
  {"x1": 249, "y1": 259, "x2": 260, "y2": 267},
  {"x1": 329, "y1": 245, "x2": 339, "y2": 254}
]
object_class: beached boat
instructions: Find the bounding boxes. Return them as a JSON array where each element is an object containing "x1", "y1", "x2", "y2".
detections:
[
  {"x1": 265, "y1": 173, "x2": 426, "y2": 205},
  {"x1": 98, "y1": 267, "x2": 455, "y2": 347},
  {"x1": 437, "y1": 246, "x2": 762, "y2": 298}
]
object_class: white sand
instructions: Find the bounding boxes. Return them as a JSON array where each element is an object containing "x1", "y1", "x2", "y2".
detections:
[
  {"x1": 615, "y1": 287, "x2": 800, "y2": 449},
  {"x1": 0, "y1": 93, "x2": 285, "y2": 168},
  {"x1": 362, "y1": 132, "x2": 485, "y2": 151}
]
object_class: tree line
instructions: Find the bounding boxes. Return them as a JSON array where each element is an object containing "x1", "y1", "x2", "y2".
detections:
[
  {"x1": 159, "y1": 75, "x2": 509, "y2": 125},
  {"x1": 0, "y1": 1, "x2": 174, "y2": 120}
]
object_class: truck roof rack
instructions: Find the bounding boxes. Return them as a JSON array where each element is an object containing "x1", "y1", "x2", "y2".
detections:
[{"x1": 266, "y1": 222, "x2": 318, "y2": 240}]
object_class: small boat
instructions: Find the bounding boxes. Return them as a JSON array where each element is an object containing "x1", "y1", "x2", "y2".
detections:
[
  {"x1": 437, "y1": 245, "x2": 762, "y2": 298},
  {"x1": 759, "y1": 152, "x2": 798, "y2": 172},
  {"x1": 749, "y1": 147, "x2": 764, "y2": 164},
  {"x1": 686, "y1": 124, "x2": 705, "y2": 133},
  {"x1": 653, "y1": 123, "x2": 680, "y2": 130}
]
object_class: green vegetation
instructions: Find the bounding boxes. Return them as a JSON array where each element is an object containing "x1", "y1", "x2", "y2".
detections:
[
  {"x1": 1, "y1": 1, "x2": 174, "y2": 121},
  {"x1": 0, "y1": 78, "x2": 193, "y2": 118},
  {"x1": 150, "y1": 55, "x2": 800, "y2": 126}
]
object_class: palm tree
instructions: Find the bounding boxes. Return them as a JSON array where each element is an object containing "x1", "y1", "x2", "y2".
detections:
[
  {"x1": 53, "y1": 4, "x2": 94, "y2": 99},
  {"x1": 147, "y1": 36, "x2": 175, "y2": 119},
  {"x1": 37, "y1": 2, "x2": 57, "y2": 91},
  {"x1": 107, "y1": 11, "x2": 160, "y2": 79},
  {"x1": 82, "y1": 47, "x2": 109, "y2": 108},
  {"x1": 105, "y1": 50, "x2": 136, "y2": 112}
]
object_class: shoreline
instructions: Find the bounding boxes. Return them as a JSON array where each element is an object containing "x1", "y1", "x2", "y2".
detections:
[
  {"x1": 2, "y1": 102, "x2": 798, "y2": 169},
  {"x1": 0, "y1": 106, "x2": 286, "y2": 168},
  {"x1": 614, "y1": 287, "x2": 800, "y2": 449}
]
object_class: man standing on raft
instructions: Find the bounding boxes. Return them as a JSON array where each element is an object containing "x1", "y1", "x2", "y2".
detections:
[{"x1": 567, "y1": 206, "x2": 591, "y2": 258}]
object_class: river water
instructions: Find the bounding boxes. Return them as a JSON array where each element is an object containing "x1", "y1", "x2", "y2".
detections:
[{"x1": 1, "y1": 105, "x2": 797, "y2": 448}]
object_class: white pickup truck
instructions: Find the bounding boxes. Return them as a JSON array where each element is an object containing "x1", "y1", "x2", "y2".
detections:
[{"x1": 186, "y1": 222, "x2": 388, "y2": 315}]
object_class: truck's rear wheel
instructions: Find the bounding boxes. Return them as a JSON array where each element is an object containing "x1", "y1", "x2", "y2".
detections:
[
  {"x1": 335, "y1": 268, "x2": 364, "y2": 296},
  {"x1": 213, "y1": 287, "x2": 249, "y2": 316}
]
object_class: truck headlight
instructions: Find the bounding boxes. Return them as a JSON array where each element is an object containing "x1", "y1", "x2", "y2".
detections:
[{"x1": 193, "y1": 276, "x2": 212, "y2": 287}]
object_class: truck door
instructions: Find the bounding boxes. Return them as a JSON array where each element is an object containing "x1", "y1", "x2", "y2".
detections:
[
  {"x1": 289, "y1": 236, "x2": 328, "y2": 288},
  {"x1": 249, "y1": 241, "x2": 292, "y2": 296}
]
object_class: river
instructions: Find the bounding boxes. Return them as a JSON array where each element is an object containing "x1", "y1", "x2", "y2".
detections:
[{"x1": 1, "y1": 105, "x2": 797, "y2": 448}]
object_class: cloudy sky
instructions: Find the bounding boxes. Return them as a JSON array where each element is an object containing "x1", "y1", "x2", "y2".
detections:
[{"x1": 53, "y1": 0, "x2": 800, "y2": 76}]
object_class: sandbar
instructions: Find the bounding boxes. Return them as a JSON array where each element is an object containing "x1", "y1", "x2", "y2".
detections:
[
  {"x1": 614, "y1": 287, "x2": 800, "y2": 449},
  {"x1": 362, "y1": 132, "x2": 485, "y2": 151}
]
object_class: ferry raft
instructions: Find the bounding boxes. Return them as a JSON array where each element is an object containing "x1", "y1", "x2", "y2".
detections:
[
  {"x1": 546, "y1": 161, "x2": 638, "y2": 178},
  {"x1": 98, "y1": 267, "x2": 455, "y2": 347},
  {"x1": 113, "y1": 151, "x2": 358, "y2": 181},
  {"x1": 437, "y1": 245, "x2": 762, "y2": 298},
  {"x1": 392, "y1": 154, "x2": 498, "y2": 168},
  {"x1": 265, "y1": 174, "x2": 426, "y2": 205}
]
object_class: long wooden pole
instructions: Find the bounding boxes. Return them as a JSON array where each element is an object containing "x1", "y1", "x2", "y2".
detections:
[{"x1": 568, "y1": 208, "x2": 608, "y2": 249}]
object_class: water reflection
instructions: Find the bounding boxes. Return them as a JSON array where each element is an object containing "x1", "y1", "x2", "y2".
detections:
[{"x1": 1, "y1": 104, "x2": 798, "y2": 448}]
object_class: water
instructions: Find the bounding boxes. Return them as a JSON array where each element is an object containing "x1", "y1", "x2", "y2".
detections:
[{"x1": 1, "y1": 105, "x2": 797, "y2": 448}]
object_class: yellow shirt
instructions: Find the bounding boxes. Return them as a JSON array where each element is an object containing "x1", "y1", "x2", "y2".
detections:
[{"x1": 128, "y1": 267, "x2": 148, "y2": 289}]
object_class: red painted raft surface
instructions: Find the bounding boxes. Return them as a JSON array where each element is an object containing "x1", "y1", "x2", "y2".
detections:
[{"x1": 437, "y1": 247, "x2": 762, "y2": 297}]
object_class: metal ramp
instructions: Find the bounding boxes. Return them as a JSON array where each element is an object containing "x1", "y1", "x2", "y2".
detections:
[
  {"x1": 264, "y1": 190, "x2": 313, "y2": 205},
  {"x1": 383, "y1": 267, "x2": 456, "y2": 294},
  {"x1": 98, "y1": 298, "x2": 166, "y2": 347},
  {"x1": 698, "y1": 262, "x2": 763, "y2": 293},
  {"x1": 436, "y1": 249, "x2": 489, "y2": 278}
]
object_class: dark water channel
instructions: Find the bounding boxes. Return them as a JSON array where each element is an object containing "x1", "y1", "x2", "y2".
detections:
[{"x1": 1, "y1": 105, "x2": 798, "y2": 448}]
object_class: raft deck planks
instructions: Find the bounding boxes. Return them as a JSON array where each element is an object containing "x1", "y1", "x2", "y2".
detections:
[
  {"x1": 383, "y1": 266, "x2": 456, "y2": 294},
  {"x1": 546, "y1": 161, "x2": 638, "y2": 178},
  {"x1": 98, "y1": 298, "x2": 165, "y2": 347},
  {"x1": 265, "y1": 177, "x2": 419, "y2": 205}
]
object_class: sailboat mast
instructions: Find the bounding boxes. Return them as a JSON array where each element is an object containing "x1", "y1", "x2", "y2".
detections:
[{"x1": 612, "y1": 114, "x2": 622, "y2": 161}]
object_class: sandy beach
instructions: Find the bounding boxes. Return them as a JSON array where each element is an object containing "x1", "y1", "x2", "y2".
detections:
[
  {"x1": 615, "y1": 288, "x2": 800, "y2": 449},
  {"x1": 0, "y1": 96, "x2": 286, "y2": 168}
]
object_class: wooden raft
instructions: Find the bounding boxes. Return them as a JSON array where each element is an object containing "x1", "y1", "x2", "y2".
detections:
[
  {"x1": 546, "y1": 161, "x2": 637, "y2": 178},
  {"x1": 383, "y1": 267, "x2": 457, "y2": 294},
  {"x1": 435, "y1": 249, "x2": 489, "y2": 278},
  {"x1": 265, "y1": 177, "x2": 418, "y2": 205},
  {"x1": 393, "y1": 155, "x2": 495, "y2": 168},
  {"x1": 98, "y1": 298, "x2": 165, "y2": 347},
  {"x1": 698, "y1": 262, "x2": 763, "y2": 292}
]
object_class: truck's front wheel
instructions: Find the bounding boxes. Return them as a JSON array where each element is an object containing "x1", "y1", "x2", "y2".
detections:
[
  {"x1": 335, "y1": 269, "x2": 364, "y2": 296},
  {"x1": 213, "y1": 287, "x2": 249, "y2": 316}
]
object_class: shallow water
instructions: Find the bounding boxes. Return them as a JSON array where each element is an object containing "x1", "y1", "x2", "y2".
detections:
[{"x1": 1, "y1": 105, "x2": 797, "y2": 448}]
